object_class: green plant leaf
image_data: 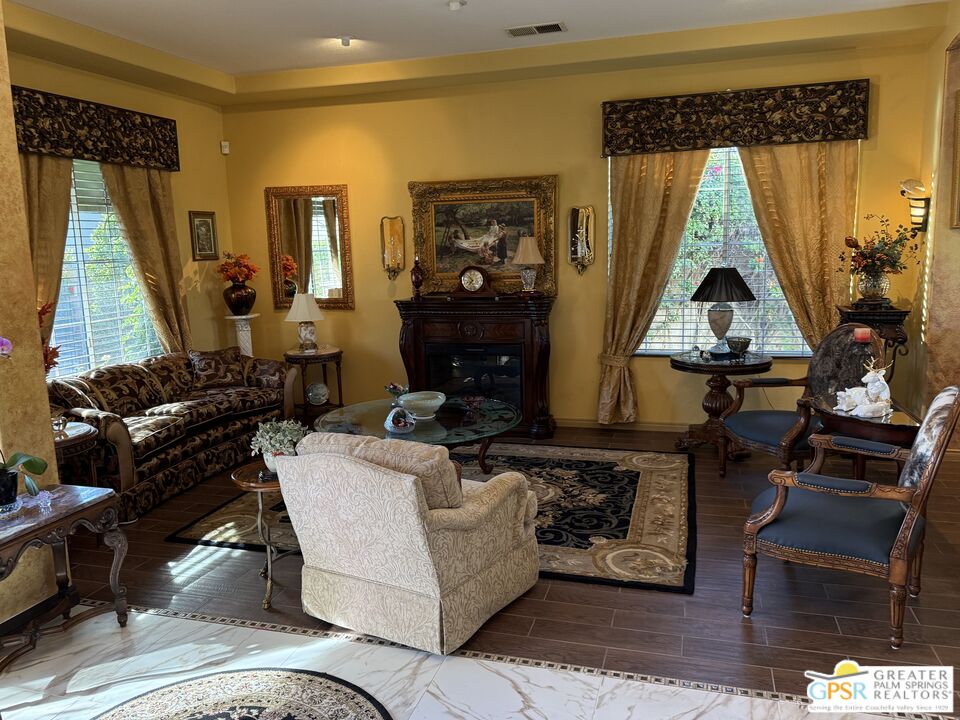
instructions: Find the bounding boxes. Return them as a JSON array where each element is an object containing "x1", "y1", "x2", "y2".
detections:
[
  {"x1": 23, "y1": 475, "x2": 40, "y2": 496},
  {"x1": 4, "y1": 452, "x2": 48, "y2": 475}
]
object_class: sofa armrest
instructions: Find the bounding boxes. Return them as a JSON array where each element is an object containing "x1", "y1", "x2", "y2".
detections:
[{"x1": 66, "y1": 408, "x2": 135, "y2": 492}]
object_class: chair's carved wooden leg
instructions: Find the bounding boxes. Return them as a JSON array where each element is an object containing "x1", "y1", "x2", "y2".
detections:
[
  {"x1": 909, "y1": 537, "x2": 925, "y2": 598},
  {"x1": 742, "y1": 551, "x2": 757, "y2": 617},
  {"x1": 889, "y1": 584, "x2": 907, "y2": 649},
  {"x1": 718, "y1": 433, "x2": 728, "y2": 477}
]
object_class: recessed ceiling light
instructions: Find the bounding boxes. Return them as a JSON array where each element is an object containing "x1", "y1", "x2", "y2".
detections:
[
  {"x1": 340, "y1": 36, "x2": 353, "y2": 47},
  {"x1": 448, "y1": 0, "x2": 466, "y2": 10}
]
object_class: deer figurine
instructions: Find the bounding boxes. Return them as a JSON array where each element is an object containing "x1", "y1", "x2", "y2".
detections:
[{"x1": 834, "y1": 358, "x2": 893, "y2": 418}]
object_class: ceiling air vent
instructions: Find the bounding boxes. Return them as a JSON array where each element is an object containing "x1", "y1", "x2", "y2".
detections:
[{"x1": 505, "y1": 22, "x2": 567, "y2": 38}]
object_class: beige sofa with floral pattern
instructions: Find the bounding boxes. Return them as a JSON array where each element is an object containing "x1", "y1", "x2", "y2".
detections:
[
  {"x1": 276, "y1": 432, "x2": 539, "y2": 655},
  {"x1": 47, "y1": 347, "x2": 296, "y2": 521}
]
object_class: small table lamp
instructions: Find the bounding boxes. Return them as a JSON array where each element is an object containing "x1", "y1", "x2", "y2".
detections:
[
  {"x1": 690, "y1": 267, "x2": 756, "y2": 355},
  {"x1": 285, "y1": 293, "x2": 325, "y2": 353},
  {"x1": 513, "y1": 235, "x2": 545, "y2": 293}
]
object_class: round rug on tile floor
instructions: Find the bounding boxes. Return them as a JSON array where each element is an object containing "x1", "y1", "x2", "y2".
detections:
[{"x1": 93, "y1": 668, "x2": 393, "y2": 720}]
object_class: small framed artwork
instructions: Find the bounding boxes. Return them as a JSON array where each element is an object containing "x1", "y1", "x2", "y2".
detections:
[{"x1": 189, "y1": 210, "x2": 219, "y2": 260}]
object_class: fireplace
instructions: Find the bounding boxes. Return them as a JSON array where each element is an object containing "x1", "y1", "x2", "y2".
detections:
[{"x1": 396, "y1": 295, "x2": 555, "y2": 438}]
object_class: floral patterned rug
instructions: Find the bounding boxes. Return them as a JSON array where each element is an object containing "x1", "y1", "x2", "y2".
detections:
[
  {"x1": 167, "y1": 444, "x2": 695, "y2": 592},
  {"x1": 93, "y1": 668, "x2": 392, "y2": 720}
]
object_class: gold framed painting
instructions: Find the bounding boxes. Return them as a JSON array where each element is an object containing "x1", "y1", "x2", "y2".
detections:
[
  {"x1": 189, "y1": 210, "x2": 219, "y2": 261},
  {"x1": 408, "y1": 175, "x2": 558, "y2": 295}
]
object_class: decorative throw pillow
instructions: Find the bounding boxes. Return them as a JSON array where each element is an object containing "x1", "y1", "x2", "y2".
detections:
[
  {"x1": 140, "y1": 352, "x2": 194, "y2": 401},
  {"x1": 189, "y1": 346, "x2": 245, "y2": 389},
  {"x1": 296, "y1": 432, "x2": 463, "y2": 509}
]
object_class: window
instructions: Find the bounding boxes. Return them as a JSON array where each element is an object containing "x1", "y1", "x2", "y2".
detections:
[
  {"x1": 308, "y1": 198, "x2": 342, "y2": 299},
  {"x1": 636, "y1": 147, "x2": 809, "y2": 356},
  {"x1": 49, "y1": 160, "x2": 162, "y2": 377}
]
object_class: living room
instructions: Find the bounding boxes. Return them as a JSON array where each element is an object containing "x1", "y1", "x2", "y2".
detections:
[{"x1": 1, "y1": 0, "x2": 960, "y2": 717}]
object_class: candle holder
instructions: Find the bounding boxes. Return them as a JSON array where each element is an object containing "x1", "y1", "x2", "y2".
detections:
[{"x1": 380, "y1": 216, "x2": 405, "y2": 281}]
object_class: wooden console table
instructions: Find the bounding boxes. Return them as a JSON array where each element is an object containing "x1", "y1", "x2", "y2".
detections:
[{"x1": 0, "y1": 485, "x2": 128, "y2": 672}]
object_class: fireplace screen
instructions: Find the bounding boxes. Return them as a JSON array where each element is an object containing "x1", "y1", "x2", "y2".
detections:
[{"x1": 425, "y1": 343, "x2": 522, "y2": 408}]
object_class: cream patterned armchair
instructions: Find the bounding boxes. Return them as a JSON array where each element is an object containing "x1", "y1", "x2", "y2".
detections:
[{"x1": 276, "y1": 433, "x2": 539, "y2": 655}]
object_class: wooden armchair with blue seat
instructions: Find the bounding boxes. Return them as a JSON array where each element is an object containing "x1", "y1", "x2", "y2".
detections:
[
  {"x1": 718, "y1": 323, "x2": 885, "y2": 477},
  {"x1": 742, "y1": 386, "x2": 960, "y2": 649}
]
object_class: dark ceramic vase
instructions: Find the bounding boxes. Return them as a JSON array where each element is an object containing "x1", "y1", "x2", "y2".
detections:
[
  {"x1": 284, "y1": 279, "x2": 298, "y2": 298},
  {"x1": 223, "y1": 282, "x2": 257, "y2": 316},
  {"x1": 0, "y1": 469, "x2": 18, "y2": 507}
]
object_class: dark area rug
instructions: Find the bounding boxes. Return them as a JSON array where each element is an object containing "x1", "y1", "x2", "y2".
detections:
[
  {"x1": 93, "y1": 668, "x2": 392, "y2": 720},
  {"x1": 167, "y1": 444, "x2": 696, "y2": 593}
]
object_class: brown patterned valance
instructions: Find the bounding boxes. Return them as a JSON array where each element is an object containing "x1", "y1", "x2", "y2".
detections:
[
  {"x1": 13, "y1": 86, "x2": 180, "y2": 172},
  {"x1": 601, "y1": 79, "x2": 869, "y2": 157}
]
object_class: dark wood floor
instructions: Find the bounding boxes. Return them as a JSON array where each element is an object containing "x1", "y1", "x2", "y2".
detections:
[{"x1": 70, "y1": 427, "x2": 960, "y2": 700}]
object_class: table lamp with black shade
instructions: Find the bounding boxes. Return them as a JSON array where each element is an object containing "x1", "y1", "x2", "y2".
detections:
[{"x1": 690, "y1": 267, "x2": 756, "y2": 359}]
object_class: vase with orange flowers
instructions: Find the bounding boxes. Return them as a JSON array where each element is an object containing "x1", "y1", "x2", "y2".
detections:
[
  {"x1": 217, "y1": 252, "x2": 260, "y2": 316},
  {"x1": 280, "y1": 254, "x2": 299, "y2": 298},
  {"x1": 840, "y1": 214, "x2": 922, "y2": 304}
]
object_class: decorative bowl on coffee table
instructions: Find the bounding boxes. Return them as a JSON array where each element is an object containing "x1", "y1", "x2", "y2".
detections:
[{"x1": 397, "y1": 391, "x2": 446, "y2": 420}]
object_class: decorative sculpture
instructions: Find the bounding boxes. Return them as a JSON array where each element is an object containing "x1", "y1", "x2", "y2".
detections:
[{"x1": 834, "y1": 358, "x2": 893, "y2": 418}]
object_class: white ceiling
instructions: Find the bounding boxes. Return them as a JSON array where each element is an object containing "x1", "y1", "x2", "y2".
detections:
[{"x1": 15, "y1": 0, "x2": 929, "y2": 75}]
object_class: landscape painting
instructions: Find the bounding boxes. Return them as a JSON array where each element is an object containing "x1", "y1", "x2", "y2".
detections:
[
  {"x1": 431, "y1": 199, "x2": 536, "y2": 274},
  {"x1": 409, "y1": 175, "x2": 557, "y2": 295}
]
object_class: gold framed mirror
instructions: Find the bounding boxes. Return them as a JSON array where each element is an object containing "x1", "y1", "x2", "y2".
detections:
[{"x1": 265, "y1": 184, "x2": 354, "y2": 310}]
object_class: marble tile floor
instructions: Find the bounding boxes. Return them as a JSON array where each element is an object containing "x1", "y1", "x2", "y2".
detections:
[{"x1": 0, "y1": 606, "x2": 886, "y2": 720}]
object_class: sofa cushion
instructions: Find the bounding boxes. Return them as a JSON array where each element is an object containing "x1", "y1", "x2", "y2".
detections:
[
  {"x1": 123, "y1": 415, "x2": 185, "y2": 460},
  {"x1": 143, "y1": 396, "x2": 233, "y2": 430},
  {"x1": 78, "y1": 364, "x2": 166, "y2": 417},
  {"x1": 140, "y1": 352, "x2": 194, "y2": 401},
  {"x1": 48, "y1": 378, "x2": 100, "y2": 410},
  {"x1": 296, "y1": 432, "x2": 463, "y2": 509},
  {"x1": 189, "y1": 347, "x2": 245, "y2": 389},
  {"x1": 185, "y1": 387, "x2": 282, "y2": 415}
]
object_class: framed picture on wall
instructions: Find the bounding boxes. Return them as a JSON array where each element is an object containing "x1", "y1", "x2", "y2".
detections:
[
  {"x1": 189, "y1": 210, "x2": 219, "y2": 260},
  {"x1": 408, "y1": 175, "x2": 557, "y2": 295}
]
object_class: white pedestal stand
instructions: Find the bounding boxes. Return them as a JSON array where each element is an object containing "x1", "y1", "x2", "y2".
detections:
[{"x1": 225, "y1": 314, "x2": 260, "y2": 356}]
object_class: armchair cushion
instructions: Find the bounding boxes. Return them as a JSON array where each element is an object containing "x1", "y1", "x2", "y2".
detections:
[
  {"x1": 189, "y1": 346, "x2": 245, "y2": 389},
  {"x1": 794, "y1": 473, "x2": 872, "y2": 494},
  {"x1": 725, "y1": 410, "x2": 821, "y2": 451},
  {"x1": 751, "y1": 485, "x2": 922, "y2": 566},
  {"x1": 296, "y1": 432, "x2": 463, "y2": 509}
]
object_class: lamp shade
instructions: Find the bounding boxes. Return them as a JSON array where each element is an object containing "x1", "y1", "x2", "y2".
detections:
[
  {"x1": 513, "y1": 235, "x2": 545, "y2": 265},
  {"x1": 285, "y1": 293, "x2": 325, "y2": 322},
  {"x1": 690, "y1": 267, "x2": 756, "y2": 303}
]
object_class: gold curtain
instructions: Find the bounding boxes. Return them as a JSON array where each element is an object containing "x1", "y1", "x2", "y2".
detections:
[
  {"x1": 738, "y1": 141, "x2": 859, "y2": 348},
  {"x1": 322, "y1": 199, "x2": 339, "y2": 268},
  {"x1": 20, "y1": 153, "x2": 73, "y2": 341},
  {"x1": 99, "y1": 163, "x2": 192, "y2": 353},
  {"x1": 279, "y1": 197, "x2": 313, "y2": 290},
  {"x1": 598, "y1": 150, "x2": 710, "y2": 424}
]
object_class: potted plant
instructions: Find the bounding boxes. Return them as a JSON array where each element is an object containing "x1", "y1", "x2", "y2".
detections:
[
  {"x1": 217, "y1": 252, "x2": 260, "y2": 316},
  {"x1": 250, "y1": 420, "x2": 307, "y2": 473},
  {"x1": 0, "y1": 450, "x2": 46, "y2": 514},
  {"x1": 841, "y1": 215, "x2": 923, "y2": 302}
]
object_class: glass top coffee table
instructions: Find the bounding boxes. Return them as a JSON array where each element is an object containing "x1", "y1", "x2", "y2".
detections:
[{"x1": 316, "y1": 397, "x2": 520, "y2": 472}]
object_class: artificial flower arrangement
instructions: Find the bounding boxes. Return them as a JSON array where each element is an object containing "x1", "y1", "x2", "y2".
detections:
[
  {"x1": 250, "y1": 419, "x2": 308, "y2": 473},
  {"x1": 38, "y1": 303, "x2": 60, "y2": 374},
  {"x1": 280, "y1": 254, "x2": 298, "y2": 280},
  {"x1": 839, "y1": 214, "x2": 923, "y2": 277},
  {"x1": 217, "y1": 252, "x2": 260, "y2": 284},
  {"x1": 0, "y1": 336, "x2": 11, "y2": 359}
]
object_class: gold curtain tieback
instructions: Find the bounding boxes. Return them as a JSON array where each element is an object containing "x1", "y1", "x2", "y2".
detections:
[{"x1": 598, "y1": 353, "x2": 629, "y2": 368}]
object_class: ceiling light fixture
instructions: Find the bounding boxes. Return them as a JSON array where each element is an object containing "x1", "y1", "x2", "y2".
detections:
[
  {"x1": 340, "y1": 36, "x2": 353, "y2": 47},
  {"x1": 448, "y1": 0, "x2": 466, "y2": 10}
]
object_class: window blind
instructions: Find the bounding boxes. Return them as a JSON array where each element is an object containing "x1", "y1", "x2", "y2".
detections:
[
  {"x1": 636, "y1": 147, "x2": 810, "y2": 356},
  {"x1": 49, "y1": 160, "x2": 162, "y2": 377},
  {"x1": 309, "y1": 198, "x2": 343, "y2": 299}
]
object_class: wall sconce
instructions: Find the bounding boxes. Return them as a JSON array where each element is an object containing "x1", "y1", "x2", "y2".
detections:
[
  {"x1": 380, "y1": 216, "x2": 405, "y2": 280},
  {"x1": 900, "y1": 178, "x2": 930, "y2": 234},
  {"x1": 568, "y1": 206, "x2": 595, "y2": 274}
]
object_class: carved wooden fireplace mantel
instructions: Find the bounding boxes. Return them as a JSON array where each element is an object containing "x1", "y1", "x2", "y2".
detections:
[{"x1": 396, "y1": 295, "x2": 555, "y2": 439}]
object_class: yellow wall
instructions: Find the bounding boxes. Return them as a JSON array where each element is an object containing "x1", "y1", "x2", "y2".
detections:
[
  {"x1": 222, "y1": 43, "x2": 932, "y2": 426},
  {"x1": 7, "y1": 54, "x2": 235, "y2": 352}
]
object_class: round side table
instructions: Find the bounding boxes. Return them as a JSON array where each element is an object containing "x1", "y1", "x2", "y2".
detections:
[
  {"x1": 231, "y1": 463, "x2": 298, "y2": 610},
  {"x1": 284, "y1": 346, "x2": 344, "y2": 424},
  {"x1": 669, "y1": 351, "x2": 773, "y2": 452},
  {"x1": 53, "y1": 422, "x2": 99, "y2": 486}
]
